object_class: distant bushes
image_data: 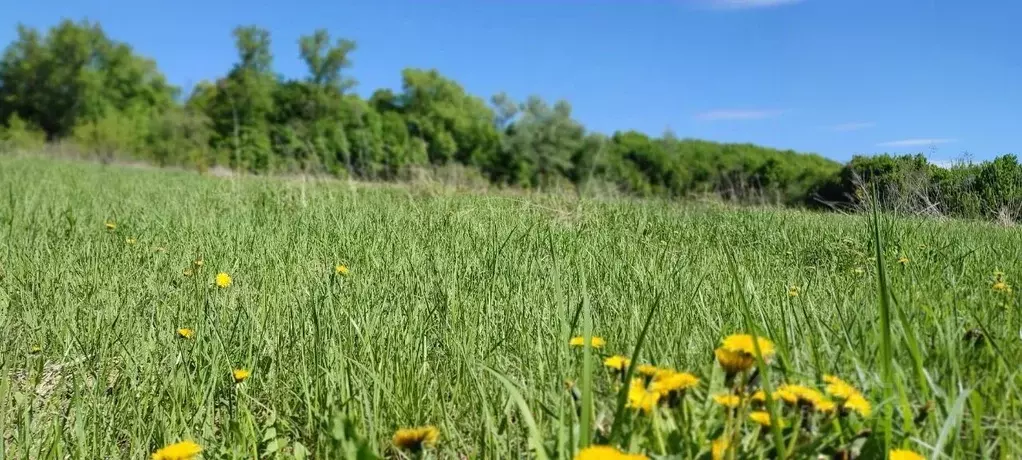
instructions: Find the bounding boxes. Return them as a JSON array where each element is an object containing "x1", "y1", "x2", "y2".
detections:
[{"x1": 0, "y1": 19, "x2": 1019, "y2": 222}]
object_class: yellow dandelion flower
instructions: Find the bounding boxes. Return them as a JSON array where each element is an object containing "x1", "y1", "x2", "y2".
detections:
[
  {"x1": 627, "y1": 378, "x2": 660, "y2": 413},
  {"x1": 569, "y1": 336, "x2": 606, "y2": 348},
  {"x1": 183, "y1": 268, "x2": 193, "y2": 277},
  {"x1": 636, "y1": 364, "x2": 662, "y2": 378},
  {"x1": 897, "y1": 256, "x2": 909, "y2": 265},
  {"x1": 814, "y1": 398, "x2": 837, "y2": 413},
  {"x1": 215, "y1": 272, "x2": 232, "y2": 288},
  {"x1": 749, "y1": 411, "x2": 785, "y2": 428},
  {"x1": 649, "y1": 371, "x2": 699, "y2": 395},
  {"x1": 335, "y1": 264, "x2": 350, "y2": 276},
  {"x1": 604, "y1": 355, "x2": 631, "y2": 371},
  {"x1": 844, "y1": 393, "x2": 872, "y2": 417},
  {"x1": 721, "y1": 334, "x2": 776, "y2": 360},
  {"x1": 151, "y1": 440, "x2": 202, "y2": 460},
  {"x1": 788, "y1": 285, "x2": 799, "y2": 297},
  {"x1": 823, "y1": 375, "x2": 860, "y2": 400},
  {"x1": 574, "y1": 445, "x2": 648, "y2": 460},
  {"x1": 126, "y1": 237, "x2": 137, "y2": 245},
  {"x1": 751, "y1": 390, "x2": 767, "y2": 402},
  {"x1": 392, "y1": 425, "x2": 439, "y2": 451},
  {"x1": 711, "y1": 437, "x2": 729, "y2": 460},
  {"x1": 176, "y1": 328, "x2": 194, "y2": 339},
  {"x1": 993, "y1": 281, "x2": 1012, "y2": 293},
  {"x1": 193, "y1": 259, "x2": 204, "y2": 267},
  {"x1": 232, "y1": 368, "x2": 250, "y2": 383},
  {"x1": 105, "y1": 221, "x2": 116, "y2": 231},
  {"x1": 889, "y1": 449, "x2": 925, "y2": 460},
  {"x1": 773, "y1": 386, "x2": 801, "y2": 405},
  {"x1": 30, "y1": 345, "x2": 42, "y2": 354},
  {"x1": 714, "y1": 348, "x2": 755, "y2": 374},
  {"x1": 712, "y1": 394, "x2": 741, "y2": 408}
]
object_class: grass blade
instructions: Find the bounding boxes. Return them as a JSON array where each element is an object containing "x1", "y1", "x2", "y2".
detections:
[{"x1": 484, "y1": 367, "x2": 551, "y2": 460}]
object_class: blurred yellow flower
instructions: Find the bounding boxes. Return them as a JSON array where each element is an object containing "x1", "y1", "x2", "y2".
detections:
[
  {"x1": 992, "y1": 280, "x2": 1012, "y2": 293},
  {"x1": 844, "y1": 393, "x2": 872, "y2": 417},
  {"x1": 751, "y1": 390, "x2": 767, "y2": 402},
  {"x1": 749, "y1": 411, "x2": 785, "y2": 428},
  {"x1": 183, "y1": 268, "x2": 193, "y2": 277},
  {"x1": 392, "y1": 425, "x2": 439, "y2": 451},
  {"x1": 215, "y1": 272, "x2": 232, "y2": 288},
  {"x1": 570, "y1": 336, "x2": 606, "y2": 348},
  {"x1": 897, "y1": 256, "x2": 909, "y2": 265},
  {"x1": 151, "y1": 440, "x2": 202, "y2": 460},
  {"x1": 603, "y1": 355, "x2": 630, "y2": 371},
  {"x1": 787, "y1": 285, "x2": 799, "y2": 297},
  {"x1": 636, "y1": 364, "x2": 662, "y2": 378},
  {"x1": 105, "y1": 221, "x2": 116, "y2": 231},
  {"x1": 889, "y1": 449, "x2": 925, "y2": 460},
  {"x1": 125, "y1": 238, "x2": 137, "y2": 245},
  {"x1": 721, "y1": 334, "x2": 776, "y2": 360},
  {"x1": 712, "y1": 394, "x2": 741, "y2": 408},
  {"x1": 714, "y1": 348, "x2": 755, "y2": 374},
  {"x1": 627, "y1": 378, "x2": 660, "y2": 413},
  {"x1": 335, "y1": 264, "x2": 350, "y2": 276},
  {"x1": 193, "y1": 259, "x2": 204, "y2": 267},
  {"x1": 649, "y1": 371, "x2": 699, "y2": 395},
  {"x1": 176, "y1": 328, "x2": 194, "y2": 339},
  {"x1": 823, "y1": 375, "x2": 859, "y2": 400},
  {"x1": 232, "y1": 368, "x2": 250, "y2": 383},
  {"x1": 711, "y1": 437, "x2": 729, "y2": 460},
  {"x1": 30, "y1": 345, "x2": 42, "y2": 354},
  {"x1": 574, "y1": 445, "x2": 648, "y2": 460}
]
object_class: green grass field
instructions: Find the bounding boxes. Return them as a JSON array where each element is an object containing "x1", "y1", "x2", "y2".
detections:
[{"x1": 2, "y1": 155, "x2": 1020, "y2": 459}]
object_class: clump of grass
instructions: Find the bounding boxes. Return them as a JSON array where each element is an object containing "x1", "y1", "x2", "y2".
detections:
[{"x1": 0, "y1": 155, "x2": 1019, "y2": 458}]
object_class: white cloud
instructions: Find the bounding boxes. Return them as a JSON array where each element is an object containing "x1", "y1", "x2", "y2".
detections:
[
  {"x1": 877, "y1": 138, "x2": 957, "y2": 147},
  {"x1": 703, "y1": 0, "x2": 806, "y2": 9},
  {"x1": 828, "y1": 121, "x2": 875, "y2": 132},
  {"x1": 695, "y1": 109, "x2": 786, "y2": 121}
]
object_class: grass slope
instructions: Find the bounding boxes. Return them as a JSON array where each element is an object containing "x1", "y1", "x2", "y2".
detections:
[{"x1": 1, "y1": 155, "x2": 1020, "y2": 458}]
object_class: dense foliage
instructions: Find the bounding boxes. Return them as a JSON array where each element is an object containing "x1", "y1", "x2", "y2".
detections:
[{"x1": 1, "y1": 20, "x2": 1019, "y2": 220}]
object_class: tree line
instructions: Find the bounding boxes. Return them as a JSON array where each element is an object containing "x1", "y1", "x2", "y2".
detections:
[{"x1": 1, "y1": 20, "x2": 1019, "y2": 221}]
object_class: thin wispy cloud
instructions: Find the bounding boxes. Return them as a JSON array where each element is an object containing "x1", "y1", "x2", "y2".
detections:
[
  {"x1": 828, "y1": 121, "x2": 875, "y2": 132},
  {"x1": 877, "y1": 138, "x2": 957, "y2": 147},
  {"x1": 695, "y1": 109, "x2": 786, "y2": 121},
  {"x1": 701, "y1": 0, "x2": 807, "y2": 10}
]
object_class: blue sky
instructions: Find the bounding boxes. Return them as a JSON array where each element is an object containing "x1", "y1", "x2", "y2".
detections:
[{"x1": 2, "y1": 0, "x2": 1019, "y2": 162}]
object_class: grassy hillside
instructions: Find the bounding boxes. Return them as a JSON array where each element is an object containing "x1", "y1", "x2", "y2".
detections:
[{"x1": 1, "y1": 155, "x2": 1020, "y2": 458}]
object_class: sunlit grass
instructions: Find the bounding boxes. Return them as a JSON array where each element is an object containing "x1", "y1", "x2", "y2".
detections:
[{"x1": 1, "y1": 155, "x2": 1020, "y2": 458}]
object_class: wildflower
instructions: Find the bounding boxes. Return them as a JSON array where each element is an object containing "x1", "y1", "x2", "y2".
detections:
[
  {"x1": 392, "y1": 425, "x2": 439, "y2": 451},
  {"x1": 814, "y1": 398, "x2": 837, "y2": 413},
  {"x1": 890, "y1": 449, "x2": 925, "y2": 460},
  {"x1": 215, "y1": 272, "x2": 232, "y2": 288},
  {"x1": 649, "y1": 371, "x2": 699, "y2": 395},
  {"x1": 151, "y1": 440, "x2": 202, "y2": 460},
  {"x1": 30, "y1": 345, "x2": 42, "y2": 354},
  {"x1": 715, "y1": 333, "x2": 775, "y2": 374},
  {"x1": 897, "y1": 256, "x2": 909, "y2": 265},
  {"x1": 853, "y1": 267, "x2": 865, "y2": 275},
  {"x1": 844, "y1": 393, "x2": 872, "y2": 417},
  {"x1": 627, "y1": 378, "x2": 660, "y2": 413},
  {"x1": 636, "y1": 364, "x2": 662, "y2": 378},
  {"x1": 570, "y1": 336, "x2": 606, "y2": 349},
  {"x1": 992, "y1": 280, "x2": 1012, "y2": 293},
  {"x1": 749, "y1": 411, "x2": 785, "y2": 428},
  {"x1": 193, "y1": 259, "x2": 204, "y2": 268},
  {"x1": 176, "y1": 328, "x2": 195, "y2": 339},
  {"x1": 183, "y1": 268, "x2": 193, "y2": 277},
  {"x1": 775, "y1": 384, "x2": 825, "y2": 407},
  {"x1": 788, "y1": 285, "x2": 799, "y2": 297},
  {"x1": 154, "y1": 246, "x2": 167, "y2": 253},
  {"x1": 105, "y1": 221, "x2": 116, "y2": 231},
  {"x1": 604, "y1": 355, "x2": 630, "y2": 371},
  {"x1": 335, "y1": 264, "x2": 350, "y2": 276},
  {"x1": 721, "y1": 334, "x2": 776, "y2": 359},
  {"x1": 711, "y1": 437, "x2": 729, "y2": 460},
  {"x1": 714, "y1": 348, "x2": 754, "y2": 375},
  {"x1": 712, "y1": 394, "x2": 741, "y2": 409},
  {"x1": 823, "y1": 375, "x2": 859, "y2": 400},
  {"x1": 574, "y1": 445, "x2": 648, "y2": 460},
  {"x1": 126, "y1": 238, "x2": 137, "y2": 245},
  {"x1": 751, "y1": 390, "x2": 767, "y2": 402},
  {"x1": 232, "y1": 368, "x2": 250, "y2": 383}
]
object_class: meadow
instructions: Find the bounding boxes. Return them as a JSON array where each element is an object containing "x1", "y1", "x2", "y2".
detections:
[{"x1": 1, "y1": 155, "x2": 1020, "y2": 459}]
